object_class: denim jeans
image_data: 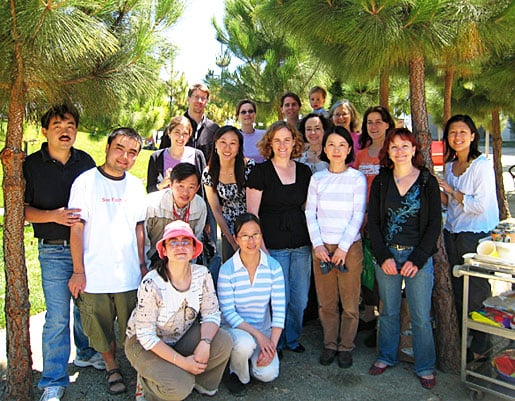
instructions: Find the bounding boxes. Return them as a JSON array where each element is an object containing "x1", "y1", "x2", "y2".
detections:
[
  {"x1": 375, "y1": 247, "x2": 435, "y2": 377},
  {"x1": 269, "y1": 246, "x2": 312, "y2": 350},
  {"x1": 38, "y1": 243, "x2": 97, "y2": 389}
]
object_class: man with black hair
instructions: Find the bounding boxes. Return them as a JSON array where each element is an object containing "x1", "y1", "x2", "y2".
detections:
[
  {"x1": 68, "y1": 127, "x2": 147, "y2": 396},
  {"x1": 145, "y1": 162, "x2": 207, "y2": 268},
  {"x1": 24, "y1": 104, "x2": 104, "y2": 401}
]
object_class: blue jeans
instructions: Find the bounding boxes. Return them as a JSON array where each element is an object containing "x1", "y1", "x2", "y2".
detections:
[
  {"x1": 269, "y1": 246, "x2": 311, "y2": 350},
  {"x1": 375, "y1": 247, "x2": 435, "y2": 377},
  {"x1": 38, "y1": 243, "x2": 97, "y2": 389}
]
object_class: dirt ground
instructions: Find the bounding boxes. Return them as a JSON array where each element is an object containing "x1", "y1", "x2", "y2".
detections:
[{"x1": 1, "y1": 155, "x2": 514, "y2": 401}]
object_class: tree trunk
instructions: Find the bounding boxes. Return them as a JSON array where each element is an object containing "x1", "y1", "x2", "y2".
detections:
[
  {"x1": 443, "y1": 67, "x2": 454, "y2": 125},
  {"x1": 379, "y1": 68, "x2": 389, "y2": 110},
  {"x1": 409, "y1": 54, "x2": 460, "y2": 373},
  {"x1": 1, "y1": 2, "x2": 33, "y2": 399},
  {"x1": 491, "y1": 107, "x2": 510, "y2": 220}
]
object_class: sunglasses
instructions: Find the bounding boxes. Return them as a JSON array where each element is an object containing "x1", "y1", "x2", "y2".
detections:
[{"x1": 239, "y1": 110, "x2": 255, "y2": 115}]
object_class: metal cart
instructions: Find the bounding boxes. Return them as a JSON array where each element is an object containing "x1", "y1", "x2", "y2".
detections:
[{"x1": 454, "y1": 261, "x2": 515, "y2": 400}]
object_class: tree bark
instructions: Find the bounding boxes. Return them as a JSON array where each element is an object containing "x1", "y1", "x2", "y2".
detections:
[
  {"x1": 409, "y1": 54, "x2": 460, "y2": 373},
  {"x1": 1, "y1": 2, "x2": 33, "y2": 399},
  {"x1": 379, "y1": 68, "x2": 389, "y2": 110},
  {"x1": 443, "y1": 67, "x2": 454, "y2": 125},
  {"x1": 491, "y1": 108, "x2": 510, "y2": 220}
]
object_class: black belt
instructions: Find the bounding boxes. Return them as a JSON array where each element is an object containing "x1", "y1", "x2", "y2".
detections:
[
  {"x1": 39, "y1": 239, "x2": 70, "y2": 246},
  {"x1": 388, "y1": 243, "x2": 413, "y2": 251}
]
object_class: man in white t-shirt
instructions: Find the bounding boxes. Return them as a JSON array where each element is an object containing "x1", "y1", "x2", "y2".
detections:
[{"x1": 68, "y1": 127, "x2": 147, "y2": 395}]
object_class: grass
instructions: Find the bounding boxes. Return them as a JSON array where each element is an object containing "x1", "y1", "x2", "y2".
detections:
[{"x1": 0, "y1": 131, "x2": 153, "y2": 329}]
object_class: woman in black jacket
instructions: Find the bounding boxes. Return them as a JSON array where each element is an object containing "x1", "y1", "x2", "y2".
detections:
[{"x1": 367, "y1": 128, "x2": 441, "y2": 390}]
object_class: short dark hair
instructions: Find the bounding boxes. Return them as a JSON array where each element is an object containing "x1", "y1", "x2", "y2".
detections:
[
  {"x1": 280, "y1": 92, "x2": 302, "y2": 108},
  {"x1": 170, "y1": 162, "x2": 200, "y2": 184},
  {"x1": 41, "y1": 103, "x2": 80, "y2": 129},
  {"x1": 320, "y1": 126, "x2": 355, "y2": 165},
  {"x1": 107, "y1": 127, "x2": 143, "y2": 152},
  {"x1": 234, "y1": 212, "x2": 262, "y2": 237},
  {"x1": 299, "y1": 113, "x2": 332, "y2": 143},
  {"x1": 236, "y1": 99, "x2": 257, "y2": 117},
  {"x1": 442, "y1": 114, "x2": 481, "y2": 162}
]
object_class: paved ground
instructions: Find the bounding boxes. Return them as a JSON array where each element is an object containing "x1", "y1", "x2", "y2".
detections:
[{"x1": 1, "y1": 150, "x2": 515, "y2": 400}]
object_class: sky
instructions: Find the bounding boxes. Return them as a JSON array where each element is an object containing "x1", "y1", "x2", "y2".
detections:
[{"x1": 166, "y1": 0, "x2": 226, "y2": 84}]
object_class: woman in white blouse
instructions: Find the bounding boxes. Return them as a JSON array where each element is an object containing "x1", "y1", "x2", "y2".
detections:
[{"x1": 125, "y1": 220, "x2": 232, "y2": 400}]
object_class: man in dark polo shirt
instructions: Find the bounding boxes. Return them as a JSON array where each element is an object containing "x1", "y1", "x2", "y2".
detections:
[{"x1": 23, "y1": 104, "x2": 104, "y2": 401}]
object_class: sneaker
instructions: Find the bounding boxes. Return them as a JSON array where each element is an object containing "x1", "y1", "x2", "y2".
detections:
[
  {"x1": 225, "y1": 373, "x2": 247, "y2": 397},
  {"x1": 337, "y1": 351, "x2": 353, "y2": 368},
  {"x1": 319, "y1": 348, "x2": 337, "y2": 366},
  {"x1": 74, "y1": 352, "x2": 106, "y2": 370},
  {"x1": 135, "y1": 375, "x2": 147, "y2": 401},
  {"x1": 40, "y1": 386, "x2": 65, "y2": 401},
  {"x1": 194, "y1": 383, "x2": 218, "y2": 397}
]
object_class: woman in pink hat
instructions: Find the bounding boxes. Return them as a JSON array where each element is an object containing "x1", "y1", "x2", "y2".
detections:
[{"x1": 125, "y1": 220, "x2": 232, "y2": 400}]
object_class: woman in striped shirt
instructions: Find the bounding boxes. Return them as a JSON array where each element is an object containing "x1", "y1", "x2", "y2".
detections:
[
  {"x1": 305, "y1": 126, "x2": 367, "y2": 369},
  {"x1": 217, "y1": 213, "x2": 286, "y2": 396}
]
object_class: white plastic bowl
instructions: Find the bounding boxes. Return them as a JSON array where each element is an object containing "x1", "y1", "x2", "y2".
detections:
[{"x1": 495, "y1": 242, "x2": 515, "y2": 261}]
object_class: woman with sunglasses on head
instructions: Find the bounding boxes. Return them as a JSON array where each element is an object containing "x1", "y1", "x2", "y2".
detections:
[
  {"x1": 125, "y1": 220, "x2": 232, "y2": 400},
  {"x1": 217, "y1": 213, "x2": 286, "y2": 396},
  {"x1": 305, "y1": 126, "x2": 367, "y2": 369},
  {"x1": 147, "y1": 116, "x2": 206, "y2": 193},
  {"x1": 237, "y1": 99, "x2": 266, "y2": 163},
  {"x1": 437, "y1": 114, "x2": 499, "y2": 363},
  {"x1": 367, "y1": 128, "x2": 441, "y2": 389},
  {"x1": 203, "y1": 126, "x2": 255, "y2": 265},
  {"x1": 297, "y1": 113, "x2": 331, "y2": 173}
]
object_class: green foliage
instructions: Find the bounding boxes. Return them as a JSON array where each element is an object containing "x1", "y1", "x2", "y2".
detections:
[{"x1": 206, "y1": 0, "x2": 330, "y2": 124}]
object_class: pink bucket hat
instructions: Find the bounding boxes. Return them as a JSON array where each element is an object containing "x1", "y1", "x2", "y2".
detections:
[{"x1": 156, "y1": 220, "x2": 203, "y2": 260}]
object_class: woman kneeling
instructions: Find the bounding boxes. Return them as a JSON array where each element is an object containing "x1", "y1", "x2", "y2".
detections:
[
  {"x1": 217, "y1": 213, "x2": 286, "y2": 396},
  {"x1": 125, "y1": 220, "x2": 232, "y2": 401}
]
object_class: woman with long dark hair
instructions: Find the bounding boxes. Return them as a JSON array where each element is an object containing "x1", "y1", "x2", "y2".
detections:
[
  {"x1": 203, "y1": 126, "x2": 255, "y2": 263},
  {"x1": 437, "y1": 114, "x2": 499, "y2": 362}
]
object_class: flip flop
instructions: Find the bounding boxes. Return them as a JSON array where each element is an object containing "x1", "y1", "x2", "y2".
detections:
[{"x1": 106, "y1": 368, "x2": 127, "y2": 395}]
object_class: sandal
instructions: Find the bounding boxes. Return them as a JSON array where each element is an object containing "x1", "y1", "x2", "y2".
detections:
[
  {"x1": 106, "y1": 368, "x2": 127, "y2": 395},
  {"x1": 420, "y1": 375, "x2": 436, "y2": 389},
  {"x1": 369, "y1": 362, "x2": 388, "y2": 375}
]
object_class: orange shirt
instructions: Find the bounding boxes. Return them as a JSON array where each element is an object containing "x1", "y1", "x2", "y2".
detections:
[{"x1": 354, "y1": 148, "x2": 380, "y2": 202}]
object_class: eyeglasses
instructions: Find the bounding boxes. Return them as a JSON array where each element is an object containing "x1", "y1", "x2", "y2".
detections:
[
  {"x1": 192, "y1": 95, "x2": 208, "y2": 102},
  {"x1": 166, "y1": 239, "x2": 193, "y2": 248},
  {"x1": 238, "y1": 233, "x2": 262, "y2": 241},
  {"x1": 239, "y1": 110, "x2": 255, "y2": 115},
  {"x1": 333, "y1": 113, "x2": 349, "y2": 119}
]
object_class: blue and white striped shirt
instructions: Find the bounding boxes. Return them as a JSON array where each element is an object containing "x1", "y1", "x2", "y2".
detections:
[{"x1": 217, "y1": 250, "x2": 286, "y2": 333}]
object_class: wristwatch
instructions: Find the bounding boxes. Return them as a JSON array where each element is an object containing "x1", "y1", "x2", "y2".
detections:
[{"x1": 200, "y1": 337, "x2": 212, "y2": 345}]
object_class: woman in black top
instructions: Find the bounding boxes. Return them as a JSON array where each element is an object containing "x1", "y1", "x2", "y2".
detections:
[
  {"x1": 367, "y1": 128, "x2": 440, "y2": 390},
  {"x1": 246, "y1": 121, "x2": 312, "y2": 353}
]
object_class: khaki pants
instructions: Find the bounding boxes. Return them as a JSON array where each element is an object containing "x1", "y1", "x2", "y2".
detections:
[
  {"x1": 125, "y1": 322, "x2": 232, "y2": 401},
  {"x1": 313, "y1": 241, "x2": 363, "y2": 352}
]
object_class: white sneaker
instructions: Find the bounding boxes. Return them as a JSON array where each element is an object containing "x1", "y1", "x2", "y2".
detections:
[
  {"x1": 135, "y1": 375, "x2": 147, "y2": 401},
  {"x1": 39, "y1": 386, "x2": 65, "y2": 401},
  {"x1": 73, "y1": 352, "x2": 106, "y2": 370},
  {"x1": 194, "y1": 383, "x2": 218, "y2": 397}
]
